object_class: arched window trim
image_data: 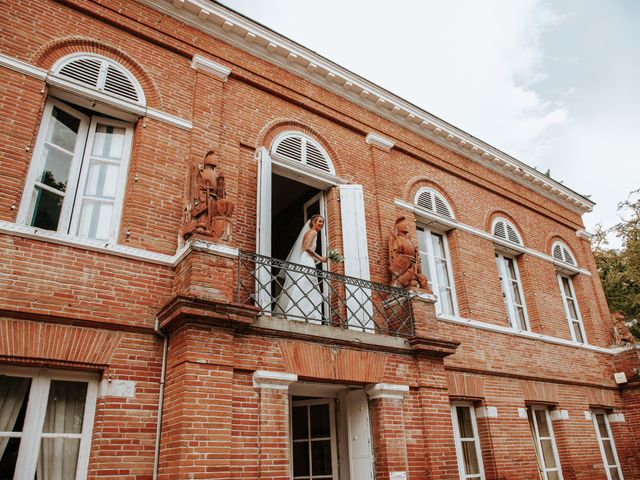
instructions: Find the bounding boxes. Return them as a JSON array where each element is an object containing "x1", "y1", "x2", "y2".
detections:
[
  {"x1": 414, "y1": 188, "x2": 455, "y2": 220},
  {"x1": 551, "y1": 241, "x2": 577, "y2": 266},
  {"x1": 51, "y1": 53, "x2": 146, "y2": 106},
  {"x1": 491, "y1": 217, "x2": 523, "y2": 246},
  {"x1": 270, "y1": 131, "x2": 335, "y2": 175}
]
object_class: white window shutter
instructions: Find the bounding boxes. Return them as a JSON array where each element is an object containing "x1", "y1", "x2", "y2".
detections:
[
  {"x1": 339, "y1": 185, "x2": 373, "y2": 330},
  {"x1": 255, "y1": 147, "x2": 272, "y2": 309},
  {"x1": 346, "y1": 389, "x2": 375, "y2": 480}
]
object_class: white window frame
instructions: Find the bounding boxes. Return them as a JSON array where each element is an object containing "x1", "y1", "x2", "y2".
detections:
[
  {"x1": 417, "y1": 225, "x2": 458, "y2": 316},
  {"x1": 17, "y1": 97, "x2": 134, "y2": 243},
  {"x1": 290, "y1": 397, "x2": 339, "y2": 480},
  {"x1": 0, "y1": 366, "x2": 98, "y2": 480},
  {"x1": 592, "y1": 410, "x2": 624, "y2": 480},
  {"x1": 451, "y1": 402, "x2": 485, "y2": 480},
  {"x1": 528, "y1": 406, "x2": 564, "y2": 480},
  {"x1": 495, "y1": 252, "x2": 530, "y2": 331},
  {"x1": 557, "y1": 274, "x2": 587, "y2": 344}
]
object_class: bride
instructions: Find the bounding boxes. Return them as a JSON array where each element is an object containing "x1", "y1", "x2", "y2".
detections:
[{"x1": 275, "y1": 214, "x2": 327, "y2": 321}]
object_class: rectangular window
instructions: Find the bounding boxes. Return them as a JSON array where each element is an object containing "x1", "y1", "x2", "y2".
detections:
[
  {"x1": 557, "y1": 275, "x2": 587, "y2": 343},
  {"x1": 495, "y1": 253, "x2": 529, "y2": 330},
  {"x1": 451, "y1": 403, "x2": 485, "y2": 480},
  {"x1": 417, "y1": 227, "x2": 458, "y2": 316},
  {"x1": 527, "y1": 406, "x2": 563, "y2": 480},
  {"x1": 0, "y1": 367, "x2": 97, "y2": 480},
  {"x1": 592, "y1": 411, "x2": 624, "y2": 480},
  {"x1": 291, "y1": 398, "x2": 338, "y2": 480},
  {"x1": 18, "y1": 98, "x2": 134, "y2": 242}
]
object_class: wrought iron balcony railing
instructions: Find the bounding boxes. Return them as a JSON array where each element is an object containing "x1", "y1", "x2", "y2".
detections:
[{"x1": 237, "y1": 251, "x2": 414, "y2": 337}]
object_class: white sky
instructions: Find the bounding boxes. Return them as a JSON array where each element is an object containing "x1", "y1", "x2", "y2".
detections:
[{"x1": 220, "y1": 0, "x2": 640, "y2": 247}]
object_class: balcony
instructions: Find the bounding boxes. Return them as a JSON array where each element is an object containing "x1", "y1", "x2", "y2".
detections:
[{"x1": 237, "y1": 251, "x2": 414, "y2": 337}]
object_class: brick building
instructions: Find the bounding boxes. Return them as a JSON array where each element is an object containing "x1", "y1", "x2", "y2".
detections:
[{"x1": 0, "y1": 1, "x2": 639, "y2": 479}]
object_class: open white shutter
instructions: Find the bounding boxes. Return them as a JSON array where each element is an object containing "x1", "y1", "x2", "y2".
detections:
[
  {"x1": 346, "y1": 389, "x2": 375, "y2": 480},
  {"x1": 255, "y1": 147, "x2": 272, "y2": 310},
  {"x1": 339, "y1": 185, "x2": 373, "y2": 331}
]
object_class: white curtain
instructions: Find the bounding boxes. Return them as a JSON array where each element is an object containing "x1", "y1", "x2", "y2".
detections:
[
  {"x1": 37, "y1": 380, "x2": 86, "y2": 480},
  {"x1": 0, "y1": 375, "x2": 30, "y2": 457}
]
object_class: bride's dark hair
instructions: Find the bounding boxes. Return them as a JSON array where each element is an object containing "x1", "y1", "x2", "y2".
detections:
[{"x1": 308, "y1": 214, "x2": 323, "y2": 227}]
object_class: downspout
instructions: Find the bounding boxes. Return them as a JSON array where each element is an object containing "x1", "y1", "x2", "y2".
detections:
[{"x1": 153, "y1": 317, "x2": 168, "y2": 480}]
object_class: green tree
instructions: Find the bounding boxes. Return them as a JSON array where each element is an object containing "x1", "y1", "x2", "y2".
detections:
[{"x1": 592, "y1": 189, "x2": 640, "y2": 340}]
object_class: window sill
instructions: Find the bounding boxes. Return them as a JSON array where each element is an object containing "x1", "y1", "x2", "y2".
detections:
[
  {"x1": 0, "y1": 220, "x2": 238, "y2": 266},
  {"x1": 436, "y1": 313, "x2": 621, "y2": 354}
]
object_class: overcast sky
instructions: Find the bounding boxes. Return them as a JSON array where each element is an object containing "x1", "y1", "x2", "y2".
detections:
[{"x1": 221, "y1": 0, "x2": 639, "y2": 247}]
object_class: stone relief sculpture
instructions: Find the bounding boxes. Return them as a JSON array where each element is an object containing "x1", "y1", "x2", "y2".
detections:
[
  {"x1": 611, "y1": 311, "x2": 638, "y2": 345},
  {"x1": 181, "y1": 150, "x2": 234, "y2": 242},
  {"x1": 388, "y1": 216, "x2": 429, "y2": 291}
]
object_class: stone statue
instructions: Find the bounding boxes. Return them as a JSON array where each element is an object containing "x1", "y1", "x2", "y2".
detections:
[
  {"x1": 181, "y1": 150, "x2": 234, "y2": 242},
  {"x1": 611, "y1": 311, "x2": 638, "y2": 345},
  {"x1": 388, "y1": 216, "x2": 429, "y2": 291}
]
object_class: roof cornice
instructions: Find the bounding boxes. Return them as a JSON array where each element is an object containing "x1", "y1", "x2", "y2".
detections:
[{"x1": 140, "y1": 0, "x2": 594, "y2": 214}]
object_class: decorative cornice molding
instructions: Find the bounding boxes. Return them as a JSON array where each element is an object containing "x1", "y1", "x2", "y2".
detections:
[
  {"x1": 252, "y1": 370, "x2": 298, "y2": 390},
  {"x1": 0, "y1": 52, "x2": 192, "y2": 131},
  {"x1": 576, "y1": 229, "x2": 594, "y2": 240},
  {"x1": 138, "y1": 0, "x2": 595, "y2": 215},
  {"x1": 366, "y1": 383, "x2": 409, "y2": 400},
  {"x1": 191, "y1": 53, "x2": 231, "y2": 80},
  {"x1": 365, "y1": 132, "x2": 394, "y2": 151}
]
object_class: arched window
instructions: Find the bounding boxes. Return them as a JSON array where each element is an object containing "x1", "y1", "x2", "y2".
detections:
[
  {"x1": 52, "y1": 54, "x2": 145, "y2": 105},
  {"x1": 18, "y1": 54, "x2": 140, "y2": 242},
  {"x1": 270, "y1": 132, "x2": 334, "y2": 174},
  {"x1": 491, "y1": 217, "x2": 523, "y2": 246},
  {"x1": 414, "y1": 188, "x2": 454, "y2": 219},
  {"x1": 551, "y1": 241, "x2": 576, "y2": 266}
]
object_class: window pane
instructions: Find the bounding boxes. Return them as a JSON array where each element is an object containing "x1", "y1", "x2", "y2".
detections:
[
  {"x1": 439, "y1": 287, "x2": 454, "y2": 315},
  {"x1": 510, "y1": 280, "x2": 523, "y2": 305},
  {"x1": 516, "y1": 307, "x2": 527, "y2": 330},
  {"x1": 0, "y1": 376, "x2": 31, "y2": 433},
  {"x1": 76, "y1": 201, "x2": 114, "y2": 240},
  {"x1": 310, "y1": 440, "x2": 332, "y2": 476},
  {"x1": 609, "y1": 467, "x2": 621, "y2": 480},
  {"x1": 561, "y1": 277, "x2": 572, "y2": 298},
  {"x1": 461, "y1": 440, "x2": 480, "y2": 474},
  {"x1": 292, "y1": 406, "x2": 308, "y2": 440},
  {"x1": 40, "y1": 146, "x2": 73, "y2": 193},
  {"x1": 430, "y1": 232, "x2": 446, "y2": 258},
  {"x1": 602, "y1": 439, "x2": 616, "y2": 465},
  {"x1": 292, "y1": 442, "x2": 309, "y2": 477},
  {"x1": 42, "y1": 380, "x2": 87, "y2": 434},
  {"x1": 535, "y1": 410, "x2": 550, "y2": 437},
  {"x1": 456, "y1": 406, "x2": 474, "y2": 438},
  {"x1": 91, "y1": 125, "x2": 125, "y2": 159},
  {"x1": 30, "y1": 186, "x2": 64, "y2": 231},
  {"x1": 36, "y1": 437, "x2": 80, "y2": 480},
  {"x1": 596, "y1": 414, "x2": 608, "y2": 439},
  {"x1": 506, "y1": 258, "x2": 517, "y2": 279},
  {"x1": 435, "y1": 259, "x2": 451, "y2": 287},
  {"x1": 309, "y1": 404, "x2": 330, "y2": 438},
  {"x1": 420, "y1": 252, "x2": 433, "y2": 284},
  {"x1": 567, "y1": 300, "x2": 578, "y2": 320},
  {"x1": 0, "y1": 437, "x2": 21, "y2": 479},
  {"x1": 84, "y1": 162, "x2": 120, "y2": 198},
  {"x1": 47, "y1": 106, "x2": 80, "y2": 152},
  {"x1": 540, "y1": 439, "x2": 557, "y2": 468},
  {"x1": 573, "y1": 322, "x2": 584, "y2": 343},
  {"x1": 547, "y1": 471, "x2": 560, "y2": 480}
]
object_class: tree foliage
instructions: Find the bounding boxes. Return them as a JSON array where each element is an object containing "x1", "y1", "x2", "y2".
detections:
[{"x1": 592, "y1": 189, "x2": 640, "y2": 340}]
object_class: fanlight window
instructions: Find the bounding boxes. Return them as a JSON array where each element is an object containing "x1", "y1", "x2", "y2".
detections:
[
  {"x1": 271, "y1": 133, "x2": 334, "y2": 174},
  {"x1": 492, "y1": 218, "x2": 523, "y2": 245},
  {"x1": 414, "y1": 188, "x2": 454, "y2": 219},
  {"x1": 552, "y1": 241, "x2": 576, "y2": 266},
  {"x1": 53, "y1": 54, "x2": 145, "y2": 105}
]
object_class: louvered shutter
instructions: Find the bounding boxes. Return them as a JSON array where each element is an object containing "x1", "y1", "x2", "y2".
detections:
[
  {"x1": 339, "y1": 185, "x2": 373, "y2": 331},
  {"x1": 415, "y1": 188, "x2": 454, "y2": 219},
  {"x1": 55, "y1": 56, "x2": 143, "y2": 104},
  {"x1": 272, "y1": 133, "x2": 333, "y2": 174},
  {"x1": 552, "y1": 242, "x2": 576, "y2": 265},
  {"x1": 255, "y1": 147, "x2": 272, "y2": 310},
  {"x1": 493, "y1": 219, "x2": 522, "y2": 245}
]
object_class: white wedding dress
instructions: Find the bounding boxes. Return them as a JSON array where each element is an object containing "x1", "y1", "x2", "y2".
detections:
[{"x1": 275, "y1": 223, "x2": 323, "y2": 321}]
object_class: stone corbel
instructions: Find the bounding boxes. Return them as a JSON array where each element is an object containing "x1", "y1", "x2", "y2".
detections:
[
  {"x1": 366, "y1": 383, "x2": 409, "y2": 400},
  {"x1": 252, "y1": 370, "x2": 298, "y2": 390}
]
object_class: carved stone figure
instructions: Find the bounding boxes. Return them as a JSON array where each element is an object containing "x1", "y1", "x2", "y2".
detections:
[
  {"x1": 611, "y1": 311, "x2": 638, "y2": 345},
  {"x1": 388, "y1": 216, "x2": 429, "y2": 291},
  {"x1": 181, "y1": 150, "x2": 234, "y2": 242}
]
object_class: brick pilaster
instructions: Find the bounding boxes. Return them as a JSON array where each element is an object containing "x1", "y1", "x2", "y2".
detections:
[{"x1": 253, "y1": 370, "x2": 298, "y2": 480}]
